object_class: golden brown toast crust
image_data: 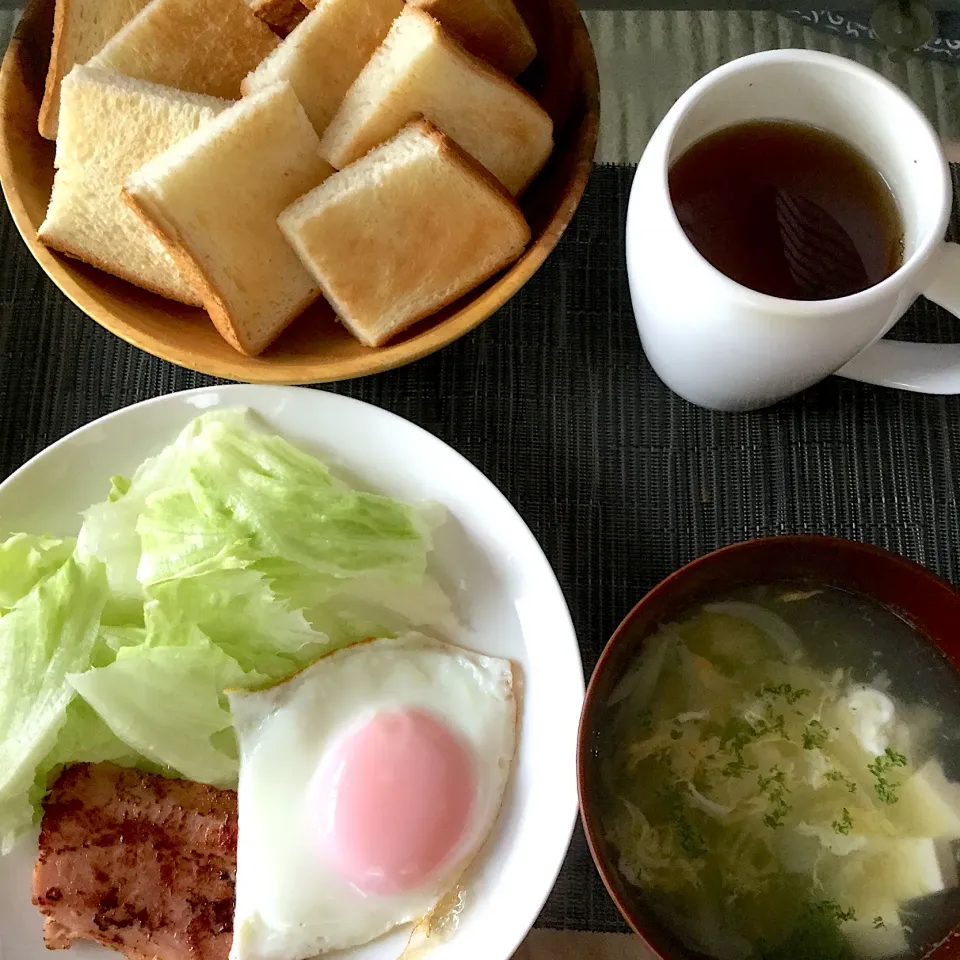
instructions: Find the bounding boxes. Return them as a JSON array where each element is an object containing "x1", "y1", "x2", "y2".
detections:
[
  {"x1": 291, "y1": 118, "x2": 530, "y2": 347},
  {"x1": 89, "y1": 0, "x2": 279, "y2": 100},
  {"x1": 412, "y1": 117, "x2": 523, "y2": 210},
  {"x1": 412, "y1": 8, "x2": 550, "y2": 191},
  {"x1": 406, "y1": 9, "x2": 544, "y2": 118},
  {"x1": 38, "y1": 0, "x2": 153, "y2": 140},
  {"x1": 248, "y1": 0, "x2": 309, "y2": 37},
  {"x1": 122, "y1": 184, "x2": 318, "y2": 355},
  {"x1": 408, "y1": 0, "x2": 536, "y2": 76},
  {"x1": 39, "y1": 225, "x2": 204, "y2": 305},
  {"x1": 37, "y1": 0, "x2": 71, "y2": 139},
  {"x1": 321, "y1": 9, "x2": 552, "y2": 194}
]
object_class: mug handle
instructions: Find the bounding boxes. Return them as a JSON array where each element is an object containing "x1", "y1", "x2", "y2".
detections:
[{"x1": 836, "y1": 243, "x2": 960, "y2": 393}]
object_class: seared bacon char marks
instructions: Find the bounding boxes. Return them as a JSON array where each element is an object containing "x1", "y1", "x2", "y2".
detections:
[{"x1": 32, "y1": 763, "x2": 237, "y2": 959}]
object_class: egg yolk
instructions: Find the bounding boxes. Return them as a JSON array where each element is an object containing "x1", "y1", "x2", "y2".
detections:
[{"x1": 316, "y1": 708, "x2": 476, "y2": 896}]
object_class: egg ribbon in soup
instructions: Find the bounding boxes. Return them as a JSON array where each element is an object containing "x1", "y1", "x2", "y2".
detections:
[{"x1": 598, "y1": 587, "x2": 960, "y2": 960}]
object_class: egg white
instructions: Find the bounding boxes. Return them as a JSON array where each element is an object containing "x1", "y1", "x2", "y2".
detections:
[{"x1": 227, "y1": 633, "x2": 517, "y2": 960}]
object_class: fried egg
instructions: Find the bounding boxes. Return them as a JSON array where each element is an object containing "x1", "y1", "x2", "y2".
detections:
[{"x1": 226, "y1": 633, "x2": 517, "y2": 960}]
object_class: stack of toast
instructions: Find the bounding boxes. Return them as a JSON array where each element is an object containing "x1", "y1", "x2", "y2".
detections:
[{"x1": 36, "y1": 0, "x2": 551, "y2": 353}]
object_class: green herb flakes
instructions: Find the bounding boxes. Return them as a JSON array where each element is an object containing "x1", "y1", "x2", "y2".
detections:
[
  {"x1": 832, "y1": 808, "x2": 853, "y2": 835},
  {"x1": 867, "y1": 748, "x2": 908, "y2": 805}
]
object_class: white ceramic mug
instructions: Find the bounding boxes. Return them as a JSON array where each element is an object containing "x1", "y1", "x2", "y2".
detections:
[{"x1": 626, "y1": 49, "x2": 960, "y2": 412}]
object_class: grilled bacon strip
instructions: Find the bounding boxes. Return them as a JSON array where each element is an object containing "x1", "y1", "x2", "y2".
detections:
[{"x1": 32, "y1": 763, "x2": 237, "y2": 959}]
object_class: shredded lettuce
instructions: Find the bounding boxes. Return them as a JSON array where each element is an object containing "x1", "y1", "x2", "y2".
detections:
[{"x1": 0, "y1": 408, "x2": 454, "y2": 850}]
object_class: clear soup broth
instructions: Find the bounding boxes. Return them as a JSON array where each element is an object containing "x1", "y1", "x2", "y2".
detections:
[{"x1": 597, "y1": 583, "x2": 960, "y2": 960}]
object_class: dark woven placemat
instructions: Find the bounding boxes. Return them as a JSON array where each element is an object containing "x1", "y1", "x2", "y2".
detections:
[{"x1": 2, "y1": 164, "x2": 960, "y2": 933}]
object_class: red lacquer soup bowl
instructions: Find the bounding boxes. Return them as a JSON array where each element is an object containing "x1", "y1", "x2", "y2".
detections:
[{"x1": 577, "y1": 535, "x2": 960, "y2": 960}]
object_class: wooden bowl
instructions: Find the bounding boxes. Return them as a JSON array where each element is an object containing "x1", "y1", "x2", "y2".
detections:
[
  {"x1": 578, "y1": 535, "x2": 960, "y2": 960},
  {"x1": 0, "y1": 0, "x2": 599, "y2": 383}
]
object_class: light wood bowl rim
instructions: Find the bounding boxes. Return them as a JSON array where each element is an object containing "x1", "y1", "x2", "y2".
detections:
[{"x1": 0, "y1": 0, "x2": 600, "y2": 384}]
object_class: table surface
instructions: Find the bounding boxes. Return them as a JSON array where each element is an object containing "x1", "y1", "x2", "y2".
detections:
[{"x1": 1, "y1": 6, "x2": 960, "y2": 960}]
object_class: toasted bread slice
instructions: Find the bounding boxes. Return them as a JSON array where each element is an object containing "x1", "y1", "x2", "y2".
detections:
[
  {"x1": 407, "y1": 0, "x2": 535, "y2": 76},
  {"x1": 124, "y1": 83, "x2": 333, "y2": 356},
  {"x1": 242, "y1": 0, "x2": 403, "y2": 137},
  {"x1": 87, "y1": 0, "x2": 279, "y2": 99},
  {"x1": 280, "y1": 119, "x2": 530, "y2": 347},
  {"x1": 38, "y1": 0, "x2": 151, "y2": 140},
  {"x1": 246, "y1": 0, "x2": 308, "y2": 36},
  {"x1": 39, "y1": 66, "x2": 229, "y2": 304},
  {"x1": 319, "y1": 8, "x2": 552, "y2": 195}
]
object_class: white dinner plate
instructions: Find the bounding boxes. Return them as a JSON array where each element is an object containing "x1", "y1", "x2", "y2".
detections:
[{"x1": 0, "y1": 385, "x2": 583, "y2": 960}]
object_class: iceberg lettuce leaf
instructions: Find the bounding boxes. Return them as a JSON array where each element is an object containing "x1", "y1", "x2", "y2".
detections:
[{"x1": 0, "y1": 555, "x2": 107, "y2": 851}]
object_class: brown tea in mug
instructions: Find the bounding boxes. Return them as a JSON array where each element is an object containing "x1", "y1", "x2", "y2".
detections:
[{"x1": 668, "y1": 120, "x2": 904, "y2": 300}]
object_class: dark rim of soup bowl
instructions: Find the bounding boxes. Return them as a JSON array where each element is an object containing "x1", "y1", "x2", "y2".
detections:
[{"x1": 577, "y1": 534, "x2": 960, "y2": 960}]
